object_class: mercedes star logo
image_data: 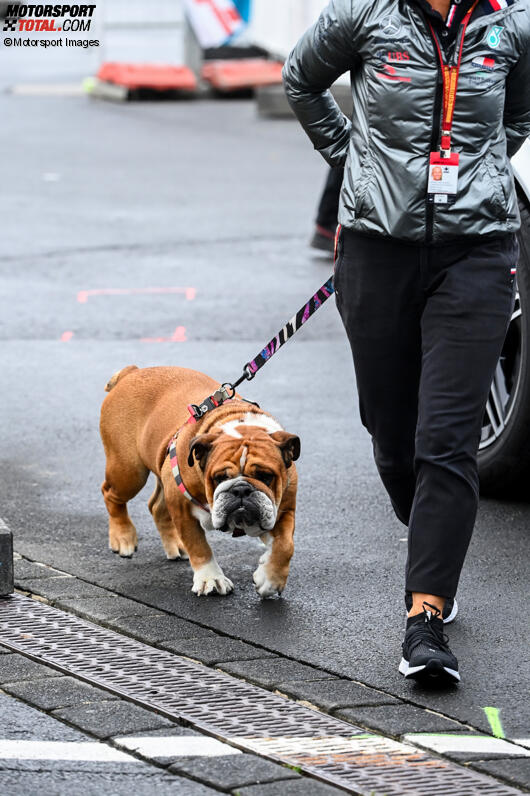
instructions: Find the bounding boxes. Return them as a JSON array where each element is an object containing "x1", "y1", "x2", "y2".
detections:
[{"x1": 380, "y1": 15, "x2": 403, "y2": 38}]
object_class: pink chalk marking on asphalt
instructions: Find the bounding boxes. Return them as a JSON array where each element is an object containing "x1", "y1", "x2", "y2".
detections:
[
  {"x1": 61, "y1": 331, "x2": 74, "y2": 342},
  {"x1": 141, "y1": 326, "x2": 187, "y2": 343},
  {"x1": 77, "y1": 287, "x2": 196, "y2": 304}
]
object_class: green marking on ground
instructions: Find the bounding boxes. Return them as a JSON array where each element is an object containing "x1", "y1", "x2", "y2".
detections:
[
  {"x1": 483, "y1": 706, "x2": 505, "y2": 739},
  {"x1": 285, "y1": 764, "x2": 302, "y2": 773}
]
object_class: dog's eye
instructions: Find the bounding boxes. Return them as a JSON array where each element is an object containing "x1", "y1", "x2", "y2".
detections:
[
  {"x1": 213, "y1": 473, "x2": 229, "y2": 485},
  {"x1": 255, "y1": 471, "x2": 274, "y2": 487}
]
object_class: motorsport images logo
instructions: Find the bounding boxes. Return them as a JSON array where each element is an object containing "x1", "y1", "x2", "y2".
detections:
[{"x1": 3, "y1": 4, "x2": 99, "y2": 48}]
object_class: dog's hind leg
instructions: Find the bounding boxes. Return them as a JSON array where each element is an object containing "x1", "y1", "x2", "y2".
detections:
[
  {"x1": 148, "y1": 479, "x2": 189, "y2": 561},
  {"x1": 101, "y1": 460, "x2": 148, "y2": 558}
]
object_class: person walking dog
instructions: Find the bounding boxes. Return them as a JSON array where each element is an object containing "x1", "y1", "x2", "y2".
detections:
[{"x1": 283, "y1": 0, "x2": 530, "y2": 683}]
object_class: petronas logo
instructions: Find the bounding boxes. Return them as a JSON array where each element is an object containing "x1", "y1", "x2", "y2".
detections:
[{"x1": 486, "y1": 25, "x2": 504, "y2": 49}]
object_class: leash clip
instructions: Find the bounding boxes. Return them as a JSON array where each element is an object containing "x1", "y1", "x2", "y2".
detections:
[
  {"x1": 243, "y1": 363, "x2": 255, "y2": 381},
  {"x1": 187, "y1": 383, "x2": 237, "y2": 422},
  {"x1": 228, "y1": 364, "x2": 255, "y2": 391},
  {"x1": 217, "y1": 383, "x2": 236, "y2": 402}
]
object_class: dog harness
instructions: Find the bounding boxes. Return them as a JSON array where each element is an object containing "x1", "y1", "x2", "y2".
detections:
[
  {"x1": 167, "y1": 428, "x2": 210, "y2": 514},
  {"x1": 166, "y1": 386, "x2": 259, "y2": 515}
]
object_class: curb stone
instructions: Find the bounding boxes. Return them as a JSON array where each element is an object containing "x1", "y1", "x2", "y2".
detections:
[{"x1": 0, "y1": 518, "x2": 14, "y2": 596}]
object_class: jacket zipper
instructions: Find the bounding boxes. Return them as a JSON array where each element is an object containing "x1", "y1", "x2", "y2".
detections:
[
  {"x1": 421, "y1": 0, "x2": 473, "y2": 242},
  {"x1": 426, "y1": 69, "x2": 444, "y2": 243},
  {"x1": 417, "y1": 5, "x2": 446, "y2": 244}
]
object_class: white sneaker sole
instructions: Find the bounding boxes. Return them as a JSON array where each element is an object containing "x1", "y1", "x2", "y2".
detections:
[
  {"x1": 399, "y1": 657, "x2": 461, "y2": 683},
  {"x1": 444, "y1": 598, "x2": 458, "y2": 624}
]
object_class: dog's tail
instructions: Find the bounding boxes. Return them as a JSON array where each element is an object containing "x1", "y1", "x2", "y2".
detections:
[{"x1": 104, "y1": 365, "x2": 139, "y2": 393}]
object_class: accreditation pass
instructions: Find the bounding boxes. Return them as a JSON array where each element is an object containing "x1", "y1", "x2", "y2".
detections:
[{"x1": 427, "y1": 152, "x2": 460, "y2": 204}]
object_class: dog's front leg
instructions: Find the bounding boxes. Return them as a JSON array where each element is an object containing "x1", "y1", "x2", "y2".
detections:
[
  {"x1": 184, "y1": 517, "x2": 234, "y2": 597},
  {"x1": 162, "y1": 474, "x2": 233, "y2": 597},
  {"x1": 253, "y1": 508, "x2": 295, "y2": 599}
]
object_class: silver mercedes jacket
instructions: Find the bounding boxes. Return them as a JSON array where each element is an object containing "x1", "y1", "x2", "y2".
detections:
[{"x1": 283, "y1": 0, "x2": 530, "y2": 242}]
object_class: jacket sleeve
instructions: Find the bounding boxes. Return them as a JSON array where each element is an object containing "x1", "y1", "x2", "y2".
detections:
[
  {"x1": 282, "y1": 0, "x2": 360, "y2": 167},
  {"x1": 504, "y1": 20, "x2": 530, "y2": 158}
]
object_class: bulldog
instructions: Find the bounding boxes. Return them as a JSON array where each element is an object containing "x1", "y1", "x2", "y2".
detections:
[{"x1": 99, "y1": 365, "x2": 300, "y2": 598}]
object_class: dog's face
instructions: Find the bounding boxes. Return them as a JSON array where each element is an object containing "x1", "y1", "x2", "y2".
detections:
[{"x1": 188, "y1": 423, "x2": 300, "y2": 538}]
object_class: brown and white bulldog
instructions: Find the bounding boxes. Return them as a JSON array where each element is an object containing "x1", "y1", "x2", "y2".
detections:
[{"x1": 99, "y1": 365, "x2": 299, "y2": 598}]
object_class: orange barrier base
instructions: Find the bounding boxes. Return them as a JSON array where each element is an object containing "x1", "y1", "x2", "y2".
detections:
[
  {"x1": 97, "y1": 63, "x2": 198, "y2": 92},
  {"x1": 202, "y1": 59, "x2": 284, "y2": 92}
]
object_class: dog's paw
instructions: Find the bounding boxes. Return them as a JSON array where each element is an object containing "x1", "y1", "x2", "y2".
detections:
[
  {"x1": 109, "y1": 532, "x2": 138, "y2": 559},
  {"x1": 253, "y1": 564, "x2": 284, "y2": 599},
  {"x1": 163, "y1": 542, "x2": 183, "y2": 561},
  {"x1": 166, "y1": 550, "x2": 190, "y2": 562},
  {"x1": 161, "y1": 536, "x2": 189, "y2": 561},
  {"x1": 192, "y1": 560, "x2": 234, "y2": 597}
]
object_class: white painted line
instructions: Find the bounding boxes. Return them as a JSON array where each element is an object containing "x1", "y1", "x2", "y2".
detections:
[
  {"x1": 234, "y1": 735, "x2": 408, "y2": 759},
  {"x1": 0, "y1": 740, "x2": 138, "y2": 762},
  {"x1": 404, "y1": 734, "x2": 530, "y2": 757},
  {"x1": 513, "y1": 738, "x2": 530, "y2": 750},
  {"x1": 115, "y1": 735, "x2": 242, "y2": 758},
  {"x1": 10, "y1": 84, "x2": 85, "y2": 96}
]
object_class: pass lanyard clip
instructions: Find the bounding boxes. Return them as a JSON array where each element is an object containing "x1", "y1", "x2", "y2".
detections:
[{"x1": 427, "y1": 0, "x2": 479, "y2": 156}]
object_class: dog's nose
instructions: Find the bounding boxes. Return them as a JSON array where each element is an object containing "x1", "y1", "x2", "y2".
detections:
[{"x1": 231, "y1": 482, "x2": 253, "y2": 500}]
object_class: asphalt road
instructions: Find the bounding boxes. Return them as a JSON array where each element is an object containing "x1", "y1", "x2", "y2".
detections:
[{"x1": 0, "y1": 55, "x2": 529, "y2": 754}]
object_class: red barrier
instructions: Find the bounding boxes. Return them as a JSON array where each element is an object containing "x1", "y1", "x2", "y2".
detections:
[
  {"x1": 97, "y1": 63, "x2": 198, "y2": 92},
  {"x1": 201, "y1": 58, "x2": 284, "y2": 91}
]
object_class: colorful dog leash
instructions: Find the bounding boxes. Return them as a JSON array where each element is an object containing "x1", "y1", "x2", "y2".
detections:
[
  {"x1": 231, "y1": 274, "x2": 335, "y2": 391},
  {"x1": 167, "y1": 273, "x2": 336, "y2": 509}
]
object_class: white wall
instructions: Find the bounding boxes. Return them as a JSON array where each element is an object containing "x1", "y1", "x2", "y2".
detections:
[
  {"x1": 246, "y1": 0, "x2": 325, "y2": 60},
  {"x1": 98, "y1": 0, "x2": 186, "y2": 64}
]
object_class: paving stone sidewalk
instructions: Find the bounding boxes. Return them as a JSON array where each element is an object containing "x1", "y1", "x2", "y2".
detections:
[
  {"x1": 10, "y1": 559, "x2": 530, "y2": 793},
  {"x1": 0, "y1": 647, "x2": 333, "y2": 795}
]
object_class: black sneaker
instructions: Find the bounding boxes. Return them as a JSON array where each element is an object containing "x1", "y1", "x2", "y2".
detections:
[
  {"x1": 405, "y1": 592, "x2": 458, "y2": 624},
  {"x1": 399, "y1": 603, "x2": 460, "y2": 683},
  {"x1": 310, "y1": 224, "x2": 335, "y2": 253}
]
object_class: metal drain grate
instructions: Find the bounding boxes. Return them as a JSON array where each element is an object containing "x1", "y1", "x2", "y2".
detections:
[{"x1": 0, "y1": 595, "x2": 522, "y2": 796}]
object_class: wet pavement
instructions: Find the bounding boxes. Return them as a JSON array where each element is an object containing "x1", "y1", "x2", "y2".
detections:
[{"x1": 0, "y1": 44, "x2": 529, "y2": 795}]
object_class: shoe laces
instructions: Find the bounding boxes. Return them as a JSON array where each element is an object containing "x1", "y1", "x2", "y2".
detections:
[{"x1": 407, "y1": 602, "x2": 450, "y2": 652}]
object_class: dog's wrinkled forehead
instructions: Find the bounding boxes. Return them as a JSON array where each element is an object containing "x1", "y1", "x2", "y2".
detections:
[
  {"x1": 218, "y1": 412, "x2": 284, "y2": 439},
  {"x1": 188, "y1": 412, "x2": 300, "y2": 472},
  {"x1": 210, "y1": 426, "x2": 280, "y2": 465}
]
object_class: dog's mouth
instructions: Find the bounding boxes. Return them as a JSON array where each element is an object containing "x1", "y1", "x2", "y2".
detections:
[
  {"x1": 212, "y1": 479, "x2": 278, "y2": 537},
  {"x1": 220, "y1": 506, "x2": 259, "y2": 538},
  {"x1": 217, "y1": 523, "x2": 246, "y2": 537},
  {"x1": 230, "y1": 506, "x2": 250, "y2": 538}
]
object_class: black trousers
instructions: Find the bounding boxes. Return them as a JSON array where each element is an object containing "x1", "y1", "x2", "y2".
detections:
[{"x1": 334, "y1": 229, "x2": 518, "y2": 599}]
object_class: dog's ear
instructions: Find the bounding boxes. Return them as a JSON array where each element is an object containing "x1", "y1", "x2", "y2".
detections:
[
  {"x1": 270, "y1": 431, "x2": 301, "y2": 469},
  {"x1": 188, "y1": 433, "x2": 220, "y2": 469}
]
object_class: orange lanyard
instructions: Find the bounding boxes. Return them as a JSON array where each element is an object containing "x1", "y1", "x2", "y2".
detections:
[{"x1": 427, "y1": 0, "x2": 479, "y2": 154}]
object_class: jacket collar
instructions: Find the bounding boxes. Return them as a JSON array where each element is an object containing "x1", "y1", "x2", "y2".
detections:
[
  {"x1": 406, "y1": 0, "x2": 474, "y2": 22},
  {"x1": 404, "y1": 0, "x2": 517, "y2": 21},
  {"x1": 403, "y1": 0, "x2": 516, "y2": 48}
]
